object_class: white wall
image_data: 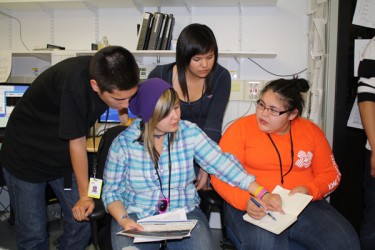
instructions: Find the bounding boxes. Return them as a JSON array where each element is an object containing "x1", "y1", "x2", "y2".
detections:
[{"x1": 0, "y1": 0, "x2": 308, "y2": 129}]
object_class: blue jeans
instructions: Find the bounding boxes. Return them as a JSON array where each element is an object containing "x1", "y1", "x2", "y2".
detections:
[
  {"x1": 360, "y1": 149, "x2": 375, "y2": 249},
  {"x1": 3, "y1": 167, "x2": 91, "y2": 250},
  {"x1": 225, "y1": 199, "x2": 360, "y2": 250},
  {"x1": 111, "y1": 207, "x2": 214, "y2": 250}
]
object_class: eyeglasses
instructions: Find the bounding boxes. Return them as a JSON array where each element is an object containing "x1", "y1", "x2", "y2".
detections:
[
  {"x1": 256, "y1": 100, "x2": 291, "y2": 116},
  {"x1": 156, "y1": 198, "x2": 170, "y2": 214}
]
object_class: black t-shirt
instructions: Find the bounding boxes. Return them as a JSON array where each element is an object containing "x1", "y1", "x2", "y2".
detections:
[{"x1": 0, "y1": 56, "x2": 108, "y2": 182}]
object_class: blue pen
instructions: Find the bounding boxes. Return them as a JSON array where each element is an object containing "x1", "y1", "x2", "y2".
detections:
[{"x1": 250, "y1": 197, "x2": 277, "y2": 221}]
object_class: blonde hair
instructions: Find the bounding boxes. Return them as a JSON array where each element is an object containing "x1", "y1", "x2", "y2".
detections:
[{"x1": 137, "y1": 88, "x2": 179, "y2": 165}]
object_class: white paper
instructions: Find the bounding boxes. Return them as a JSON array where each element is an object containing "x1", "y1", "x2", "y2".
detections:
[
  {"x1": 0, "y1": 51, "x2": 12, "y2": 82},
  {"x1": 134, "y1": 208, "x2": 190, "y2": 243},
  {"x1": 347, "y1": 96, "x2": 363, "y2": 129},
  {"x1": 353, "y1": 0, "x2": 375, "y2": 29}
]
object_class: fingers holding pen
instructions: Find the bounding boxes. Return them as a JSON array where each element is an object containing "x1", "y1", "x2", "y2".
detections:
[{"x1": 261, "y1": 193, "x2": 285, "y2": 214}]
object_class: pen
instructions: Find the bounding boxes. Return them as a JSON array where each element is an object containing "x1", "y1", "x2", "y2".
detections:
[{"x1": 250, "y1": 197, "x2": 277, "y2": 221}]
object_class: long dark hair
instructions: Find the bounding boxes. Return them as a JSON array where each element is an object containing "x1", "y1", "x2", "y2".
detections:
[{"x1": 176, "y1": 23, "x2": 218, "y2": 98}]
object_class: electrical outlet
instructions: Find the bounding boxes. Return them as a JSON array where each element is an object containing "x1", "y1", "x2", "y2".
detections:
[{"x1": 243, "y1": 80, "x2": 264, "y2": 101}]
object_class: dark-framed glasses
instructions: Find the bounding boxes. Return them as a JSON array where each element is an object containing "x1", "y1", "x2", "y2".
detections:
[
  {"x1": 256, "y1": 100, "x2": 292, "y2": 116},
  {"x1": 156, "y1": 198, "x2": 170, "y2": 214}
]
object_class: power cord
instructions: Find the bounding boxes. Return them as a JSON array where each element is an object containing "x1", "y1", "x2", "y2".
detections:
[
  {"x1": 247, "y1": 57, "x2": 307, "y2": 77},
  {"x1": 0, "y1": 10, "x2": 30, "y2": 51}
]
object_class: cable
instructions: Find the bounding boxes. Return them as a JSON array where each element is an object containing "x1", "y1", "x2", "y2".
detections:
[
  {"x1": 223, "y1": 101, "x2": 255, "y2": 131},
  {"x1": 247, "y1": 57, "x2": 307, "y2": 77},
  {"x1": 0, "y1": 10, "x2": 30, "y2": 51}
]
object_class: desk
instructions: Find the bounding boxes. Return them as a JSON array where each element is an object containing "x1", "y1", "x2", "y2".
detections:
[{"x1": 86, "y1": 136, "x2": 102, "y2": 153}]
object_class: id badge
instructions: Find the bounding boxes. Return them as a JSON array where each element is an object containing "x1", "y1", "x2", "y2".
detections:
[{"x1": 88, "y1": 177, "x2": 102, "y2": 199}]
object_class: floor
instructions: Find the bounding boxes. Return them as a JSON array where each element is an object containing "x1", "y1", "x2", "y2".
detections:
[{"x1": 0, "y1": 210, "x2": 226, "y2": 250}]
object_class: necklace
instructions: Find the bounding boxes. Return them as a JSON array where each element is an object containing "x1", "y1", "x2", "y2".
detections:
[
  {"x1": 154, "y1": 133, "x2": 167, "y2": 139},
  {"x1": 267, "y1": 123, "x2": 294, "y2": 185}
]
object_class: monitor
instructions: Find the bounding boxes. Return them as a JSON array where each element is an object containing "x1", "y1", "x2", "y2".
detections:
[
  {"x1": 0, "y1": 83, "x2": 31, "y2": 131},
  {"x1": 98, "y1": 108, "x2": 121, "y2": 123}
]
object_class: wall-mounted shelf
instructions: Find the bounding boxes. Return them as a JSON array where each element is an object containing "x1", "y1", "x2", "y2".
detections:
[
  {"x1": 0, "y1": 0, "x2": 277, "y2": 11},
  {"x1": 11, "y1": 50, "x2": 277, "y2": 63}
]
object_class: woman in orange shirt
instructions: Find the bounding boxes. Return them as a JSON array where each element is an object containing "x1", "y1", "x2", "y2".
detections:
[{"x1": 211, "y1": 78, "x2": 360, "y2": 249}]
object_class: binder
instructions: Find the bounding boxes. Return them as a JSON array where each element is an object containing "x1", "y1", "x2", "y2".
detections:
[
  {"x1": 147, "y1": 12, "x2": 165, "y2": 50},
  {"x1": 156, "y1": 13, "x2": 169, "y2": 50},
  {"x1": 136, "y1": 12, "x2": 153, "y2": 50},
  {"x1": 162, "y1": 14, "x2": 175, "y2": 50}
]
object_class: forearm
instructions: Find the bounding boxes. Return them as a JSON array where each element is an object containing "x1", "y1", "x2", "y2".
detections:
[
  {"x1": 108, "y1": 200, "x2": 128, "y2": 224},
  {"x1": 69, "y1": 136, "x2": 90, "y2": 198},
  {"x1": 359, "y1": 101, "x2": 375, "y2": 149}
]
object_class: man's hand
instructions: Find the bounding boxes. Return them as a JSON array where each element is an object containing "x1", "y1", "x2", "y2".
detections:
[{"x1": 72, "y1": 196, "x2": 95, "y2": 221}]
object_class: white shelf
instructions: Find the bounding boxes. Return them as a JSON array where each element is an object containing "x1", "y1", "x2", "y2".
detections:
[
  {"x1": 11, "y1": 50, "x2": 277, "y2": 62},
  {"x1": 0, "y1": 0, "x2": 277, "y2": 11}
]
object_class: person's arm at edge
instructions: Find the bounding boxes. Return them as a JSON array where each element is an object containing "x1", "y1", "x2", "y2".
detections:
[
  {"x1": 70, "y1": 136, "x2": 95, "y2": 221},
  {"x1": 358, "y1": 100, "x2": 375, "y2": 176}
]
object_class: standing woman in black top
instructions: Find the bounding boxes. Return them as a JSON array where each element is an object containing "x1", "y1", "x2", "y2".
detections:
[{"x1": 148, "y1": 23, "x2": 231, "y2": 189}]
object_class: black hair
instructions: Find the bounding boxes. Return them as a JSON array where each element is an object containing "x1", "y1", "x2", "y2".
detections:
[
  {"x1": 260, "y1": 77, "x2": 310, "y2": 115},
  {"x1": 90, "y1": 46, "x2": 140, "y2": 93},
  {"x1": 176, "y1": 23, "x2": 218, "y2": 97}
]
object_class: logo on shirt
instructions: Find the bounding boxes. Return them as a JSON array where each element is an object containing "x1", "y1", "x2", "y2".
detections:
[{"x1": 295, "y1": 150, "x2": 313, "y2": 168}]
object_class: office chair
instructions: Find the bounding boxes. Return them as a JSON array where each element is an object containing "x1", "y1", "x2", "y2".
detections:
[
  {"x1": 88, "y1": 125, "x2": 127, "y2": 250},
  {"x1": 198, "y1": 189, "x2": 235, "y2": 250}
]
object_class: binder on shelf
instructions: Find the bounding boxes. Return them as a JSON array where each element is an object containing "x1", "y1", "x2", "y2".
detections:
[
  {"x1": 156, "y1": 13, "x2": 169, "y2": 50},
  {"x1": 162, "y1": 14, "x2": 175, "y2": 50},
  {"x1": 147, "y1": 12, "x2": 165, "y2": 50},
  {"x1": 136, "y1": 12, "x2": 153, "y2": 50}
]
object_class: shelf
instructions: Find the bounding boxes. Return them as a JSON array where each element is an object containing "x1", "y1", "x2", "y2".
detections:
[
  {"x1": 0, "y1": 0, "x2": 277, "y2": 11},
  {"x1": 11, "y1": 50, "x2": 277, "y2": 62}
]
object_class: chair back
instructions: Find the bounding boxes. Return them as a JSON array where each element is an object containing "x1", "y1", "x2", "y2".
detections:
[{"x1": 95, "y1": 125, "x2": 127, "y2": 179}]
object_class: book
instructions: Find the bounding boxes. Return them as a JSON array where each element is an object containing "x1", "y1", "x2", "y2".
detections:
[
  {"x1": 243, "y1": 185, "x2": 313, "y2": 235},
  {"x1": 147, "y1": 12, "x2": 165, "y2": 50},
  {"x1": 161, "y1": 14, "x2": 175, "y2": 50},
  {"x1": 156, "y1": 13, "x2": 169, "y2": 50},
  {"x1": 136, "y1": 12, "x2": 153, "y2": 50}
]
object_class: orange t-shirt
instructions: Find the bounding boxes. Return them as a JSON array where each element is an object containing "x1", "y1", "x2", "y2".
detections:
[{"x1": 210, "y1": 114, "x2": 341, "y2": 211}]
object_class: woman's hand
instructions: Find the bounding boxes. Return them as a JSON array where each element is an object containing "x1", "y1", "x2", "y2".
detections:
[
  {"x1": 120, "y1": 217, "x2": 144, "y2": 231},
  {"x1": 246, "y1": 193, "x2": 284, "y2": 219},
  {"x1": 195, "y1": 168, "x2": 209, "y2": 190}
]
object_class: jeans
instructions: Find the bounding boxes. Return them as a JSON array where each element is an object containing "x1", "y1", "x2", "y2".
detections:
[
  {"x1": 360, "y1": 149, "x2": 375, "y2": 250},
  {"x1": 111, "y1": 207, "x2": 214, "y2": 250},
  {"x1": 225, "y1": 199, "x2": 360, "y2": 250},
  {"x1": 3, "y1": 167, "x2": 91, "y2": 250}
]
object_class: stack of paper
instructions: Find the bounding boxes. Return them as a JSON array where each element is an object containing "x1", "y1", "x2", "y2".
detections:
[{"x1": 117, "y1": 208, "x2": 197, "y2": 243}]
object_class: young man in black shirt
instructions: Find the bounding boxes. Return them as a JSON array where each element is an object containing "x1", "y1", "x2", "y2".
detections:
[{"x1": 1, "y1": 46, "x2": 139, "y2": 250}]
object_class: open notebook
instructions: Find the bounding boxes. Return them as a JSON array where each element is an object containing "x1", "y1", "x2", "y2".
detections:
[{"x1": 243, "y1": 185, "x2": 313, "y2": 234}]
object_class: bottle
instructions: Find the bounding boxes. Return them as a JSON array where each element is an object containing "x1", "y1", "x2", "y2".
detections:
[{"x1": 98, "y1": 36, "x2": 109, "y2": 50}]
